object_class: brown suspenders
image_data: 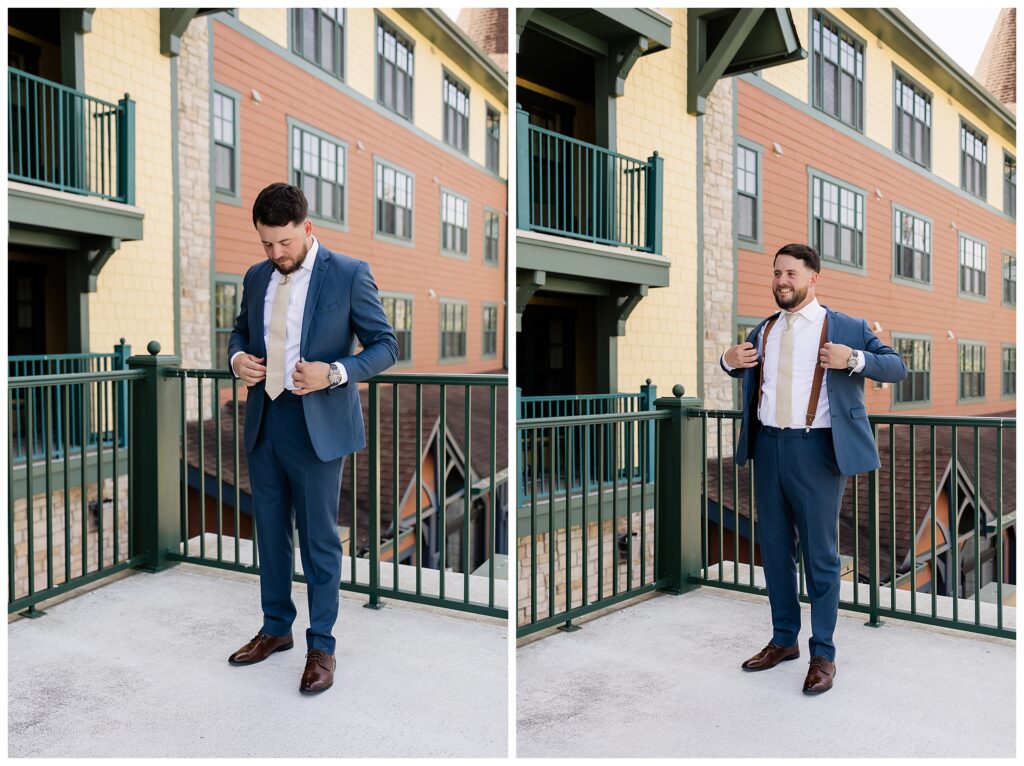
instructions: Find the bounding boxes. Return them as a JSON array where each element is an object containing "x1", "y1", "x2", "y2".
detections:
[{"x1": 756, "y1": 313, "x2": 830, "y2": 431}]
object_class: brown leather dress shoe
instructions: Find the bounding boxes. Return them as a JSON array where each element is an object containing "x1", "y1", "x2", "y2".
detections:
[
  {"x1": 228, "y1": 631, "x2": 294, "y2": 665},
  {"x1": 741, "y1": 642, "x2": 800, "y2": 671},
  {"x1": 802, "y1": 656, "x2": 836, "y2": 694},
  {"x1": 300, "y1": 649, "x2": 336, "y2": 695}
]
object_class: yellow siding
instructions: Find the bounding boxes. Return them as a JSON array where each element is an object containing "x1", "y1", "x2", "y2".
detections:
[
  {"x1": 83, "y1": 8, "x2": 175, "y2": 354},
  {"x1": 616, "y1": 8, "x2": 698, "y2": 394},
  {"x1": 345, "y1": 10, "x2": 377, "y2": 107},
  {"x1": 237, "y1": 7, "x2": 288, "y2": 49}
]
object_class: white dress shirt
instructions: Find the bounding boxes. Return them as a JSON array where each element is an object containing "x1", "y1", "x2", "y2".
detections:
[
  {"x1": 723, "y1": 298, "x2": 865, "y2": 429},
  {"x1": 231, "y1": 237, "x2": 348, "y2": 389}
]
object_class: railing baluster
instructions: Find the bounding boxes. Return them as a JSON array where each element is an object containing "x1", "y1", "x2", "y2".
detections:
[
  {"x1": 9, "y1": 394, "x2": 17, "y2": 603},
  {"x1": 438, "y1": 384, "x2": 446, "y2": 601},
  {"x1": 179, "y1": 375, "x2": 188, "y2": 553},
  {"x1": 951, "y1": 425, "x2": 958, "y2": 624},
  {"x1": 416, "y1": 384, "x2": 423, "y2": 596},
  {"x1": 393, "y1": 383, "x2": 400, "y2": 594},
  {"x1": 581, "y1": 421, "x2": 590, "y2": 605},
  {"x1": 63, "y1": 385, "x2": 71, "y2": 583},
  {"x1": 930, "y1": 425, "x2": 937, "y2": 619},
  {"x1": 530, "y1": 426, "x2": 538, "y2": 626},
  {"x1": 973, "y1": 426, "x2": 980, "y2": 626},
  {"x1": 889, "y1": 424, "x2": 896, "y2": 611},
  {"x1": 489, "y1": 384, "x2": 496, "y2": 610},
  {"x1": 463, "y1": 385, "x2": 470, "y2": 604},
  {"x1": 215, "y1": 378, "x2": 223, "y2": 563},
  {"x1": 44, "y1": 385, "x2": 54, "y2": 590},
  {"x1": 232, "y1": 378, "x2": 240, "y2": 567},
  {"x1": 198, "y1": 379, "x2": 206, "y2": 559},
  {"x1": 995, "y1": 424, "x2": 1003, "y2": 630}
]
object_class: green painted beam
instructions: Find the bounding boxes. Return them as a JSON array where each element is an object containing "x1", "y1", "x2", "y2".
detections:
[
  {"x1": 689, "y1": 9, "x2": 764, "y2": 116},
  {"x1": 160, "y1": 9, "x2": 198, "y2": 57},
  {"x1": 517, "y1": 233, "x2": 671, "y2": 288},
  {"x1": 8, "y1": 184, "x2": 144, "y2": 241}
]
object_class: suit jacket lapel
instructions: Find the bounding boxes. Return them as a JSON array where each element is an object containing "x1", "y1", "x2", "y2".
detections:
[
  {"x1": 251, "y1": 261, "x2": 274, "y2": 358},
  {"x1": 300, "y1": 246, "x2": 329, "y2": 357}
]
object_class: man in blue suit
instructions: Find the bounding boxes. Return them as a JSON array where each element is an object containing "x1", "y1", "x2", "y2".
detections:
[
  {"x1": 721, "y1": 243, "x2": 906, "y2": 695},
  {"x1": 227, "y1": 183, "x2": 398, "y2": 694}
]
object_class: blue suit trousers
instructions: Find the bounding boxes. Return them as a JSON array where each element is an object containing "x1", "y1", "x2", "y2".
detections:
[
  {"x1": 753, "y1": 426, "x2": 847, "y2": 661},
  {"x1": 248, "y1": 391, "x2": 345, "y2": 654}
]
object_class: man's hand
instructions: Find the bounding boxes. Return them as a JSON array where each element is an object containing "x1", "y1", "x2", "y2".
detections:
[
  {"x1": 724, "y1": 342, "x2": 759, "y2": 369},
  {"x1": 819, "y1": 342, "x2": 854, "y2": 369},
  {"x1": 292, "y1": 359, "x2": 331, "y2": 395},
  {"x1": 234, "y1": 354, "x2": 267, "y2": 387}
]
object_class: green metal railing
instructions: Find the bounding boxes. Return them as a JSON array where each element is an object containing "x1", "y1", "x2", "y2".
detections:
[
  {"x1": 164, "y1": 368, "x2": 508, "y2": 619},
  {"x1": 9, "y1": 343, "x2": 131, "y2": 461},
  {"x1": 697, "y1": 410, "x2": 1016, "y2": 640},
  {"x1": 8, "y1": 67, "x2": 135, "y2": 204},
  {"x1": 517, "y1": 106, "x2": 663, "y2": 254},
  {"x1": 516, "y1": 384, "x2": 657, "y2": 504},
  {"x1": 7, "y1": 368, "x2": 146, "y2": 615},
  {"x1": 516, "y1": 389, "x2": 700, "y2": 637}
]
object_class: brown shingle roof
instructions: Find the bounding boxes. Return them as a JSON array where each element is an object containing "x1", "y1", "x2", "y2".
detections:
[
  {"x1": 456, "y1": 8, "x2": 508, "y2": 73},
  {"x1": 974, "y1": 8, "x2": 1016, "y2": 111},
  {"x1": 704, "y1": 417, "x2": 1016, "y2": 581}
]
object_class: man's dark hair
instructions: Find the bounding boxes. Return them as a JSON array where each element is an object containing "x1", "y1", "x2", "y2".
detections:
[
  {"x1": 252, "y1": 182, "x2": 308, "y2": 228},
  {"x1": 773, "y1": 243, "x2": 821, "y2": 273}
]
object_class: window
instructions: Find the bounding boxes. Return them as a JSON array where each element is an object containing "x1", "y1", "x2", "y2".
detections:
[
  {"x1": 959, "y1": 342, "x2": 986, "y2": 401},
  {"x1": 893, "y1": 336, "x2": 930, "y2": 405},
  {"x1": 290, "y1": 122, "x2": 346, "y2": 224},
  {"x1": 443, "y1": 71, "x2": 469, "y2": 153},
  {"x1": 377, "y1": 17, "x2": 414, "y2": 119},
  {"x1": 811, "y1": 173, "x2": 864, "y2": 268},
  {"x1": 1003, "y1": 346, "x2": 1016, "y2": 396},
  {"x1": 292, "y1": 9, "x2": 345, "y2": 80},
  {"x1": 482, "y1": 304, "x2": 498, "y2": 357},
  {"x1": 736, "y1": 142, "x2": 760, "y2": 243},
  {"x1": 893, "y1": 207, "x2": 930, "y2": 284},
  {"x1": 1004, "y1": 152, "x2": 1016, "y2": 218},
  {"x1": 213, "y1": 90, "x2": 238, "y2": 196},
  {"x1": 485, "y1": 105, "x2": 500, "y2": 173},
  {"x1": 811, "y1": 11, "x2": 864, "y2": 131},
  {"x1": 894, "y1": 70, "x2": 931, "y2": 167},
  {"x1": 960, "y1": 121, "x2": 987, "y2": 199},
  {"x1": 441, "y1": 190, "x2": 469, "y2": 256},
  {"x1": 959, "y1": 234, "x2": 987, "y2": 298},
  {"x1": 375, "y1": 161, "x2": 414, "y2": 241},
  {"x1": 440, "y1": 301, "x2": 467, "y2": 360},
  {"x1": 382, "y1": 295, "x2": 412, "y2": 362},
  {"x1": 1003, "y1": 252, "x2": 1016, "y2": 305},
  {"x1": 484, "y1": 210, "x2": 500, "y2": 264},
  {"x1": 214, "y1": 278, "x2": 243, "y2": 368}
]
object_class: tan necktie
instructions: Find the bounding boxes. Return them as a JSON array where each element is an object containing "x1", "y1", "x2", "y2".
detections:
[
  {"x1": 775, "y1": 311, "x2": 798, "y2": 427},
  {"x1": 264, "y1": 273, "x2": 291, "y2": 400}
]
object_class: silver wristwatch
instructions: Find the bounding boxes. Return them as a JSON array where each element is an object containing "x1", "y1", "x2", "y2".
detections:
[
  {"x1": 327, "y1": 362, "x2": 344, "y2": 388},
  {"x1": 846, "y1": 350, "x2": 860, "y2": 374}
]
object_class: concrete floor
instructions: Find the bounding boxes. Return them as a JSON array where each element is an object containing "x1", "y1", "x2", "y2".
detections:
[
  {"x1": 8, "y1": 564, "x2": 507, "y2": 758},
  {"x1": 517, "y1": 587, "x2": 1015, "y2": 758}
]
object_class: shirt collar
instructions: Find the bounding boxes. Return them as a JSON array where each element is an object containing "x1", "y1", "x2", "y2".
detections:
[{"x1": 788, "y1": 297, "x2": 824, "y2": 323}]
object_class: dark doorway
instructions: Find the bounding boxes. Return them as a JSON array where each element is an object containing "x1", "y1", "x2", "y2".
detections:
[
  {"x1": 9, "y1": 263, "x2": 48, "y2": 355},
  {"x1": 517, "y1": 305, "x2": 577, "y2": 396}
]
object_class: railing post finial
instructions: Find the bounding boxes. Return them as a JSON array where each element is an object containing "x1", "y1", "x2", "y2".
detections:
[
  {"x1": 672, "y1": 384, "x2": 685, "y2": 398},
  {"x1": 147, "y1": 341, "x2": 161, "y2": 356}
]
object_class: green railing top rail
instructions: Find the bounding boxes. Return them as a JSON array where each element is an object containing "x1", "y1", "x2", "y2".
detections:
[
  {"x1": 521, "y1": 392, "x2": 642, "y2": 403},
  {"x1": 517, "y1": 410, "x2": 672, "y2": 429},
  {"x1": 8, "y1": 67, "x2": 120, "y2": 110},
  {"x1": 698, "y1": 408, "x2": 1016, "y2": 429},
  {"x1": 9, "y1": 352, "x2": 118, "y2": 362},
  {"x1": 164, "y1": 368, "x2": 508, "y2": 386},
  {"x1": 8, "y1": 369, "x2": 145, "y2": 390},
  {"x1": 524, "y1": 120, "x2": 655, "y2": 166}
]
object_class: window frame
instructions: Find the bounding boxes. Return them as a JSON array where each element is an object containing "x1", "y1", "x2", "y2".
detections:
[
  {"x1": 485, "y1": 102, "x2": 500, "y2": 173},
  {"x1": 890, "y1": 203, "x2": 932, "y2": 289},
  {"x1": 439, "y1": 299, "x2": 468, "y2": 363},
  {"x1": 1001, "y1": 344, "x2": 1016, "y2": 399},
  {"x1": 380, "y1": 291, "x2": 414, "y2": 367},
  {"x1": 959, "y1": 117, "x2": 988, "y2": 200},
  {"x1": 892, "y1": 65, "x2": 932, "y2": 170},
  {"x1": 373, "y1": 156, "x2": 416, "y2": 246},
  {"x1": 375, "y1": 13, "x2": 415, "y2": 121},
  {"x1": 735, "y1": 137, "x2": 764, "y2": 251},
  {"x1": 808, "y1": 167, "x2": 867, "y2": 274},
  {"x1": 809, "y1": 9, "x2": 866, "y2": 132},
  {"x1": 287, "y1": 117, "x2": 348, "y2": 230},
  {"x1": 290, "y1": 8, "x2": 346, "y2": 81},
  {"x1": 442, "y1": 68, "x2": 470, "y2": 155},
  {"x1": 440, "y1": 187, "x2": 470, "y2": 259},
  {"x1": 891, "y1": 333, "x2": 932, "y2": 409},
  {"x1": 212, "y1": 84, "x2": 242, "y2": 205},
  {"x1": 483, "y1": 207, "x2": 501, "y2": 266},
  {"x1": 212, "y1": 273, "x2": 244, "y2": 370},
  {"x1": 482, "y1": 302, "x2": 498, "y2": 359},
  {"x1": 1002, "y1": 250, "x2": 1016, "y2": 307},
  {"x1": 1004, "y1": 150, "x2": 1016, "y2": 218},
  {"x1": 957, "y1": 340, "x2": 987, "y2": 403},
  {"x1": 957, "y1": 232, "x2": 988, "y2": 301}
]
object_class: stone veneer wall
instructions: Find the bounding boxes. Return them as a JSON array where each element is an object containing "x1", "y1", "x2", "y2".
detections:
[
  {"x1": 178, "y1": 18, "x2": 213, "y2": 421},
  {"x1": 702, "y1": 77, "x2": 736, "y2": 460},
  {"x1": 516, "y1": 508, "x2": 656, "y2": 629}
]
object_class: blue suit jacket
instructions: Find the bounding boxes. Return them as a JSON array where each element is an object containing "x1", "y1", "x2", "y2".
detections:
[
  {"x1": 228, "y1": 243, "x2": 399, "y2": 462},
  {"x1": 723, "y1": 306, "x2": 907, "y2": 476}
]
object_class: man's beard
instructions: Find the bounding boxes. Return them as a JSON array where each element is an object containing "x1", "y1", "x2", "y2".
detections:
[
  {"x1": 773, "y1": 284, "x2": 807, "y2": 310},
  {"x1": 271, "y1": 243, "x2": 309, "y2": 275}
]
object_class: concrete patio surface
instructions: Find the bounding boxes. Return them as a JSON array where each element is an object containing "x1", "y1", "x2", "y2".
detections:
[
  {"x1": 9, "y1": 564, "x2": 507, "y2": 758},
  {"x1": 517, "y1": 586, "x2": 1015, "y2": 758}
]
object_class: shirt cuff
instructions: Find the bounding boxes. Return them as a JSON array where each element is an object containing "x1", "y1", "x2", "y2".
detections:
[
  {"x1": 852, "y1": 352, "x2": 866, "y2": 374},
  {"x1": 230, "y1": 351, "x2": 244, "y2": 378},
  {"x1": 721, "y1": 353, "x2": 735, "y2": 372},
  {"x1": 331, "y1": 361, "x2": 349, "y2": 387}
]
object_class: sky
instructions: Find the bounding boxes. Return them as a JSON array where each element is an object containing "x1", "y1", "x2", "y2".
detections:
[{"x1": 899, "y1": 7, "x2": 1002, "y2": 74}]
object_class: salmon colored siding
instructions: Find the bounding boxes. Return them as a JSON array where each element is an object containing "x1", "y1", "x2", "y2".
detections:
[
  {"x1": 212, "y1": 20, "x2": 506, "y2": 373},
  {"x1": 736, "y1": 79, "x2": 1015, "y2": 417}
]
